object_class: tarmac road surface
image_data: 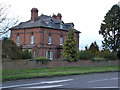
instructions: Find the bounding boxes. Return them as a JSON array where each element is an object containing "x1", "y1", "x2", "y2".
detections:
[{"x1": 2, "y1": 72, "x2": 119, "y2": 90}]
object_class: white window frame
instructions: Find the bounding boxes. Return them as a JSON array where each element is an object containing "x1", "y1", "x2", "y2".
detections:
[
  {"x1": 16, "y1": 36, "x2": 20, "y2": 44},
  {"x1": 30, "y1": 35, "x2": 34, "y2": 44},
  {"x1": 46, "y1": 51, "x2": 53, "y2": 60},
  {"x1": 60, "y1": 37, "x2": 63, "y2": 45},
  {"x1": 60, "y1": 24, "x2": 63, "y2": 29},
  {"x1": 33, "y1": 50, "x2": 36, "y2": 57},
  {"x1": 48, "y1": 36, "x2": 52, "y2": 45}
]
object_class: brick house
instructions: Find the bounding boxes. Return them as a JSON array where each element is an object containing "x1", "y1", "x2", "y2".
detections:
[{"x1": 10, "y1": 8, "x2": 80, "y2": 60}]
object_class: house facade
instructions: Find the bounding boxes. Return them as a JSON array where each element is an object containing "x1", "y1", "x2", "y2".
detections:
[{"x1": 10, "y1": 8, "x2": 80, "y2": 60}]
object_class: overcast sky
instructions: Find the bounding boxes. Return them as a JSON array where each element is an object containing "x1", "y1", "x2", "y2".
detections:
[{"x1": 1, "y1": 0, "x2": 120, "y2": 50}]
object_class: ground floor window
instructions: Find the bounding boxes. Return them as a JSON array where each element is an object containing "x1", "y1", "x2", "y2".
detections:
[
  {"x1": 46, "y1": 51, "x2": 53, "y2": 60},
  {"x1": 33, "y1": 50, "x2": 36, "y2": 57}
]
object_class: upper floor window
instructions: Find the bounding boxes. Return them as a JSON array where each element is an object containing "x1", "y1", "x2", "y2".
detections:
[
  {"x1": 48, "y1": 35, "x2": 52, "y2": 45},
  {"x1": 30, "y1": 35, "x2": 34, "y2": 44},
  {"x1": 16, "y1": 35, "x2": 20, "y2": 44},
  {"x1": 60, "y1": 37, "x2": 63, "y2": 45}
]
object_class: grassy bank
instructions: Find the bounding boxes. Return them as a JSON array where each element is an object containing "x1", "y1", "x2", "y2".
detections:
[{"x1": 2, "y1": 66, "x2": 119, "y2": 81}]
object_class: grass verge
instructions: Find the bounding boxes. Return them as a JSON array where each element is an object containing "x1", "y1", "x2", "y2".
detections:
[{"x1": 2, "y1": 66, "x2": 119, "y2": 81}]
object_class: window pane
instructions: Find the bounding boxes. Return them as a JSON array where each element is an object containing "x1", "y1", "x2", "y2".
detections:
[
  {"x1": 46, "y1": 51, "x2": 53, "y2": 60},
  {"x1": 30, "y1": 35, "x2": 34, "y2": 44},
  {"x1": 16, "y1": 36, "x2": 20, "y2": 44},
  {"x1": 48, "y1": 36, "x2": 52, "y2": 44},
  {"x1": 60, "y1": 37, "x2": 63, "y2": 45}
]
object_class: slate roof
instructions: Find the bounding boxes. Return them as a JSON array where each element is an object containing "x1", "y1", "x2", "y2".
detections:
[{"x1": 11, "y1": 14, "x2": 80, "y2": 33}]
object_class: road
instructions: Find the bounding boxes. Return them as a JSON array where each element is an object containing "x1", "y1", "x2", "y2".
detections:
[{"x1": 2, "y1": 72, "x2": 119, "y2": 90}]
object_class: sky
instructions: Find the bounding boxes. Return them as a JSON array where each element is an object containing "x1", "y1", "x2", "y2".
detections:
[{"x1": 0, "y1": 0, "x2": 120, "y2": 50}]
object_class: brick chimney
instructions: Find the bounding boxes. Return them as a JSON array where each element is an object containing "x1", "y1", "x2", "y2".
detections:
[
  {"x1": 52, "y1": 13, "x2": 62, "y2": 20},
  {"x1": 52, "y1": 14, "x2": 57, "y2": 19},
  {"x1": 56, "y1": 13, "x2": 62, "y2": 20},
  {"x1": 31, "y1": 8, "x2": 38, "y2": 21}
]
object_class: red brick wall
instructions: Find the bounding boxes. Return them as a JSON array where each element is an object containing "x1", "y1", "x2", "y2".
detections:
[
  {"x1": 11, "y1": 28, "x2": 79, "y2": 46},
  {"x1": 3, "y1": 60, "x2": 118, "y2": 70},
  {"x1": 11, "y1": 27, "x2": 79, "y2": 59}
]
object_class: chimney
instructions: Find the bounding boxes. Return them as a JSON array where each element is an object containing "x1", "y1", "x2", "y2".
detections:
[
  {"x1": 52, "y1": 14, "x2": 57, "y2": 19},
  {"x1": 31, "y1": 8, "x2": 38, "y2": 21},
  {"x1": 56, "y1": 13, "x2": 62, "y2": 20}
]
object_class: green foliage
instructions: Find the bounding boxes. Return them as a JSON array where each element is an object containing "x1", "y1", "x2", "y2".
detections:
[
  {"x1": 79, "y1": 50, "x2": 94, "y2": 60},
  {"x1": 33, "y1": 57, "x2": 50, "y2": 64},
  {"x1": 2, "y1": 38, "x2": 23, "y2": 59},
  {"x1": 99, "y1": 5, "x2": 120, "y2": 51},
  {"x1": 88, "y1": 41, "x2": 99, "y2": 52},
  {"x1": 91, "y1": 57, "x2": 107, "y2": 61},
  {"x1": 62, "y1": 29, "x2": 79, "y2": 62},
  {"x1": 22, "y1": 49, "x2": 32, "y2": 59},
  {"x1": 117, "y1": 50, "x2": 120, "y2": 59},
  {"x1": 79, "y1": 49, "x2": 117, "y2": 60},
  {"x1": 97, "y1": 50, "x2": 117, "y2": 60}
]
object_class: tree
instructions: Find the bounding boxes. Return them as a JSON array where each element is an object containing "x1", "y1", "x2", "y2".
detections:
[
  {"x1": 0, "y1": 4, "x2": 18, "y2": 37},
  {"x1": 62, "y1": 29, "x2": 78, "y2": 62},
  {"x1": 99, "y1": 5, "x2": 120, "y2": 52},
  {"x1": 88, "y1": 41, "x2": 99, "y2": 52},
  {"x1": 2, "y1": 37, "x2": 23, "y2": 59}
]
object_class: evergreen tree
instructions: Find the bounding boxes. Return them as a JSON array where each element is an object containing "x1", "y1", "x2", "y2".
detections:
[
  {"x1": 2, "y1": 37, "x2": 23, "y2": 59},
  {"x1": 99, "y1": 5, "x2": 120, "y2": 52},
  {"x1": 62, "y1": 29, "x2": 78, "y2": 62},
  {"x1": 89, "y1": 42, "x2": 99, "y2": 52},
  {"x1": 88, "y1": 42, "x2": 99, "y2": 57}
]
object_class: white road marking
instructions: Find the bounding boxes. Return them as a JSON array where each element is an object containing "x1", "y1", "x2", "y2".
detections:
[
  {"x1": 88, "y1": 78, "x2": 118, "y2": 83},
  {"x1": 2, "y1": 79, "x2": 73, "y2": 88},
  {"x1": 41, "y1": 79, "x2": 73, "y2": 84},
  {"x1": 24, "y1": 85, "x2": 63, "y2": 88},
  {"x1": 2, "y1": 82, "x2": 43, "y2": 88}
]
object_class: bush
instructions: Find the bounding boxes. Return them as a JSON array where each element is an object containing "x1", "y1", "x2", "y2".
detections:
[
  {"x1": 33, "y1": 57, "x2": 50, "y2": 64},
  {"x1": 97, "y1": 51, "x2": 117, "y2": 60},
  {"x1": 91, "y1": 57, "x2": 107, "y2": 61},
  {"x1": 79, "y1": 50, "x2": 94, "y2": 60},
  {"x1": 22, "y1": 49, "x2": 32, "y2": 59}
]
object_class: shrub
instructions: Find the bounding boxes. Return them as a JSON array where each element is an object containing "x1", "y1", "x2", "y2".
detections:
[
  {"x1": 97, "y1": 51, "x2": 117, "y2": 60},
  {"x1": 22, "y1": 49, "x2": 32, "y2": 59},
  {"x1": 91, "y1": 57, "x2": 107, "y2": 61},
  {"x1": 79, "y1": 50, "x2": 94, "y2": 60},
  {"x1": 33, "y1": 57, "x2": 50, "y2": 64}
]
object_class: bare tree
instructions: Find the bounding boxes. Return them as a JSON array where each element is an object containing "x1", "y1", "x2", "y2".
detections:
[{"x1": 0, "y1": 4, "x2": 18, "y2": 37}]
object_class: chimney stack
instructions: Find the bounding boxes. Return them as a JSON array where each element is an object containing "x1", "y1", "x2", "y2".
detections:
[
  {"x1": 31, "y1": 8, "x2": 38, "y2": 21},
  {"x1": 52, "y1": 13, "x2": 62, "y2": 20},
  {"x1": 56, "y1": 13, "x2": 62, "y2": 20}
]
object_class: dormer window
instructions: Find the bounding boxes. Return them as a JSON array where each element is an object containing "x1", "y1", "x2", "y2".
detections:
[{"x1": 46, "y1": 21, "x2": 49, "y2": 25}]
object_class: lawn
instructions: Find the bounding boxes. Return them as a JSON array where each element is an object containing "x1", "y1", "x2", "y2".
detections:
[{"x1": 2, "y1": 66, "x2": 119, "y2": 81}]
